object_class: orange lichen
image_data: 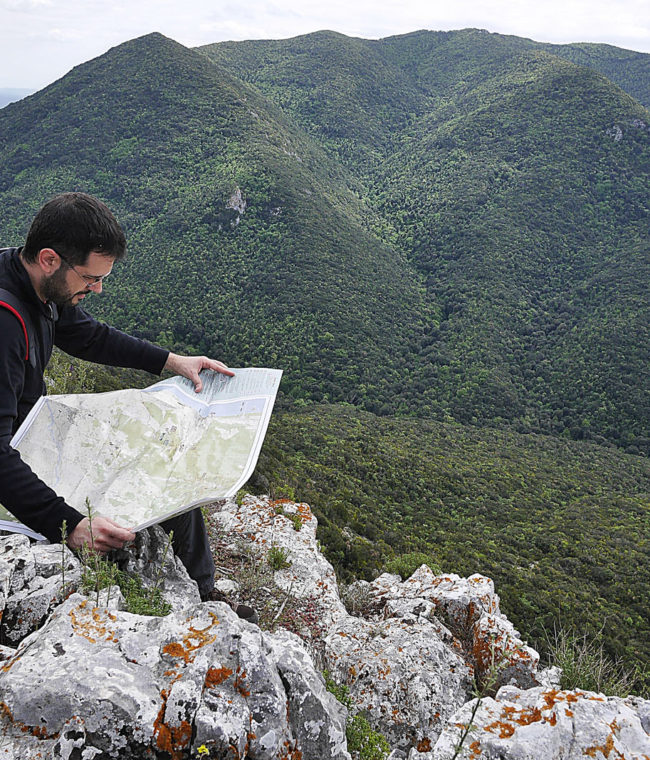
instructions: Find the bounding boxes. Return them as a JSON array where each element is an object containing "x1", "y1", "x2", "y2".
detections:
[
  {"x1": 153, "y1": 689, "x2": 193, "y2": 760},
  {"x1": 280, "y1": 740, "x2": 303, "y2": 760},
  {"x1": 296, "y1": 503, "x2": 313, "y2": 522},
  {"x1": 204, "y1": 666, "x2": 234, "y2": 689},
  {"x1": 584, "y1": 733, "x2": 617, "y2": 758},
  {"x1": 163, "y1": 643, "x2": 189, "y2": 661},
  {"x1": 469, "y1": 740, "x2": 482, "y2": 758},
  {"x1": 484, "y1": 720, "x2": 516, "y2": 739},
  {"x1": 234, "y1": 668, "x2": 250, "y2": 698},
  {"x1": 484, "y1": 705, "x2": 543, "y2": 738},
  {"x1": 416, "y1": 738, "x2": 432, "y2": 752},
  {"x1": 162, "y1": 612, "x2": 220, "y2": 665},
  {"x1": 0, "y1": 701, "x2": 59, "y2": 740},
  {"x1": 68, "y1": 601, "x2": 118, "y2": 645},
  {"x1": 542, "y1": 689, "x2": 560, "y2": 709},
  {"x1": 0, "y1": 652, "x2": 20, "y2": 673}
]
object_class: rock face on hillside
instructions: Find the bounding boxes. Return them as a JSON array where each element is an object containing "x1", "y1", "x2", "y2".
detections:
[{"x1": 0, "y1": 496, "x2": 648, "y2": 759}]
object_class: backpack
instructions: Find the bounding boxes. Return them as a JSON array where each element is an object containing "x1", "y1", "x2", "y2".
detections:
[{"x1": 0, "y1": 249, "x2": 36, "y2": 367}]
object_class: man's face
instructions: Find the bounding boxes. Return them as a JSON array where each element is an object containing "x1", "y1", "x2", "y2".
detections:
[{"x1": 42, "y1": 251, "x2": 115, "y2": 307}]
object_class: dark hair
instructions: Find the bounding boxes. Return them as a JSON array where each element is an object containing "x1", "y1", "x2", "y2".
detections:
[{"x1": 22, "y1": 192, "x2": 126, "y2": 265}]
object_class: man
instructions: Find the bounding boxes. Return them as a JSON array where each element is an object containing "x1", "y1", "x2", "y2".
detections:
[{"x1": 0, "y1": 192, "x2": 232, "y2": 601}]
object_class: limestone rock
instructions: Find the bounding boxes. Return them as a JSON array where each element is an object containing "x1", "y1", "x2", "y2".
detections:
[
  {"x1": 111, "y1": 524, "x2": 201, "y2": 611},
  {"x1": 368, "y1": 566, "x2": 540, "y2": 689},
  {"x1": 0, "y1": 535, "x2": 82, "y2": 646},
  {"x1": 0, "y1": 593, "x2": 350, "y2": 759},
  {"x1": 212, "y1": 495, "x2": 348, "y2": 628},
  {"x1": 431, "y1": 685, "x2": 650, "y2": 759},
  {"x1": 209, "y1": 497, "x2": 544, "y2": 751},
  {"x1": 324, "y1": 612, "x2": 472, "y2": 751}
]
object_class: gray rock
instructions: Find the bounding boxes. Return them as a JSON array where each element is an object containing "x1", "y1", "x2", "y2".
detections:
[
  {"x1": 368, "y1": 567, "x2": 540, "y2": 690},
  {"x1": 0, "y1": 534, "x2": 35, "y2": 593},
  {"x1": 431, "y1": 686, "x2": 650, "y2": 759},
  {"x1": 0, "y1": 535, "x2": 82, "y2": 646},
  {"x1": 324, "y1": 613, "x2": 472, "y2": 751},
  {"x1": 213, "y1": 495, "x2": 348, "y2": 628},
  {"x1": 267, "y1": 629, "x2": 349, "y2": 760},
  {"x1": 215, "y1": 577, "x2": 240, "y2": 596},
  {"x1": 110, "y1": 524, "x2": 201, "y2": 611},
  {"x1": 0, "y1": 593, "x2": 351, "y2": 759}
]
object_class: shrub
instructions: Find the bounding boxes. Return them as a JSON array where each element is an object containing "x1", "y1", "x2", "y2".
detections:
[
  {"x1": 268, "y1": 544, "x2": 291, "y2": 571},
  {"x1": 324, "y1": 671, "x2": 390, "y2": 760},
  {"x1": 384, "y1": 551, "x2": 442, "y2": 579}
]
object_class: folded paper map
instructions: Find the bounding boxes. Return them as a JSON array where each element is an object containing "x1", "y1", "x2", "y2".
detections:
[{"x1": 0, "y1": 368, "x2": 282, "y2": 540}]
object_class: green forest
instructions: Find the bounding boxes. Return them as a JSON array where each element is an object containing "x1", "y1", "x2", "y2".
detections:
[{"x1": 1, "y1": 28, "x2": 648, "y2": 690}]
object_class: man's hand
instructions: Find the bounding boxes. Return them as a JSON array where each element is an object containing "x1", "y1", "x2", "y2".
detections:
[
  {"x1": 164, "y1": 352, "x2": 235, "y2": 393},
  {"x1": 67, "y1": 516, "x2": 135, "y2": 554}
]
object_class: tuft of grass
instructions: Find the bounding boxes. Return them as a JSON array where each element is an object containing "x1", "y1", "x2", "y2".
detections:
[
  {"x1": 544, "y1": 625, "x2": 639, "y2": 697},
  {"x1": 289, "y1": 513, "x2": 303, "y2": 531},
  {"x1": 79, "y1": 555, "x2": 172, "y2": 616},
  {"x1": 77, "y1": 499, "x2": 172, "y2": 616}
]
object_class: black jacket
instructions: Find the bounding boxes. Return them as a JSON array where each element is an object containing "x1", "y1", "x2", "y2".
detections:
[{"x1": 0, "y1": 247, "x2": 169, "y2": 542}]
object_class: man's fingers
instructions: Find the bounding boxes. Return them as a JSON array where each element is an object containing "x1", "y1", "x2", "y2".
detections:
[
  {"x1": 211, "y1": 360, "x2": 235, "y2": 377},
  {"x1": 67, "y1": 516, "x2": 135, "y2": 553}
]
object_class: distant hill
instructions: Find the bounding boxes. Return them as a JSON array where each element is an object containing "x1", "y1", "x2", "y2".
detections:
[{"x1": 0, "y1": 33, "x2": 427, "y2": 408}]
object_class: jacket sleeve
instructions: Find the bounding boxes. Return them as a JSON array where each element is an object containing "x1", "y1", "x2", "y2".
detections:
[
  {"x1": 54, "y1": 305, "x2": 169, "y2": 375},
  {"x1": 0, "y1": 310, "x2": 84, "y2": 543}
]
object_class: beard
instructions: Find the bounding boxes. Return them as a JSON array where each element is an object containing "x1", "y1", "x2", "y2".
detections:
[{"x1": 41, "y1": 267, "x2": 88, "y2": 307}]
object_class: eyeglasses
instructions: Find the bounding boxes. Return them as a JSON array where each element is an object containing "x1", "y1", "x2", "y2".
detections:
[{"x1": 56, "y1": 251, "x2": 111, "y2": 288}]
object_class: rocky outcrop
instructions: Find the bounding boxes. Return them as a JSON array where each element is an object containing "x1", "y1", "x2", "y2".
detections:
[
  {"x1": 212, "y1": 496, "x2": 542, "y2": 753},
  {"x1": 359, "y1": 566, "x2": 540, "y2": 690},
  {"x1": 0, "y1": 496, "x2": 648, "y2": 759},
  {"x1": 0, "y1": 592, "x2": 349, "y2": 759}
]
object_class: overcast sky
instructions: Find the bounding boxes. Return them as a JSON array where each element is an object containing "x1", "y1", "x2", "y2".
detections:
[{"x1": 2, "y1": 0, "x2": 648, "y2": 90}]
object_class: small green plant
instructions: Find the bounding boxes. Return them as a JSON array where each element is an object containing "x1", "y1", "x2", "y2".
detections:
[
  {"x1": 118, "y1": 572, "x2": 171, "y2": 617},
  {"x1": 274, "y1": 503, "x2": 302, "y2": 531},
  {"x1": 289, "y1": 513, "x2": 302, "y2": 531},
  {"x1": 346, "y1": 714, "x2": 391, "y2": 760},
  {"x1": 268, "y1": 544, "x2": 291, "y2": 571},
  {"x1": 60, "y1": 519, "x2": 68, "y2": 595},
  {"x1": 324, "y1": 671, "x2": 390, "y2": 760},
  {"x1": 80, "y1": 498, "x2": 110, "y2": 606},
  {"x1": 78, "y1": 499, "x2": 171, "y2": 616},
  {"x1": 323, "y1": 670, "x2": 353, "y2": 708}
]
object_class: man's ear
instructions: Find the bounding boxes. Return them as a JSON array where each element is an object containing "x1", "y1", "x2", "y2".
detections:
[{"x1": 37, "y1": 248, "x2": 62, "y2": 275}]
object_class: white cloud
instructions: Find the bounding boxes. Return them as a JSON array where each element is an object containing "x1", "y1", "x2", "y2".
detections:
[{"x1": 0, "y1": 0, "x2": 648, "y2": 88}]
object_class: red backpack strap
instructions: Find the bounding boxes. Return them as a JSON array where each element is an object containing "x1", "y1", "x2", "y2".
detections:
[{"x1": 0, "y1": 289, "x2": 30, "y2": 361}]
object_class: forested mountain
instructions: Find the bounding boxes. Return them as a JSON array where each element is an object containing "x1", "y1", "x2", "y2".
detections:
[
  {"x1": 0, "y1": 29, "x2": 648, "y2": 687},
  {"x1": 0, "y1": 33, "x2": 427, "y2": 406},
  {"x1": 201, "y1": 28, "x2": 650, "y2": 453}
]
